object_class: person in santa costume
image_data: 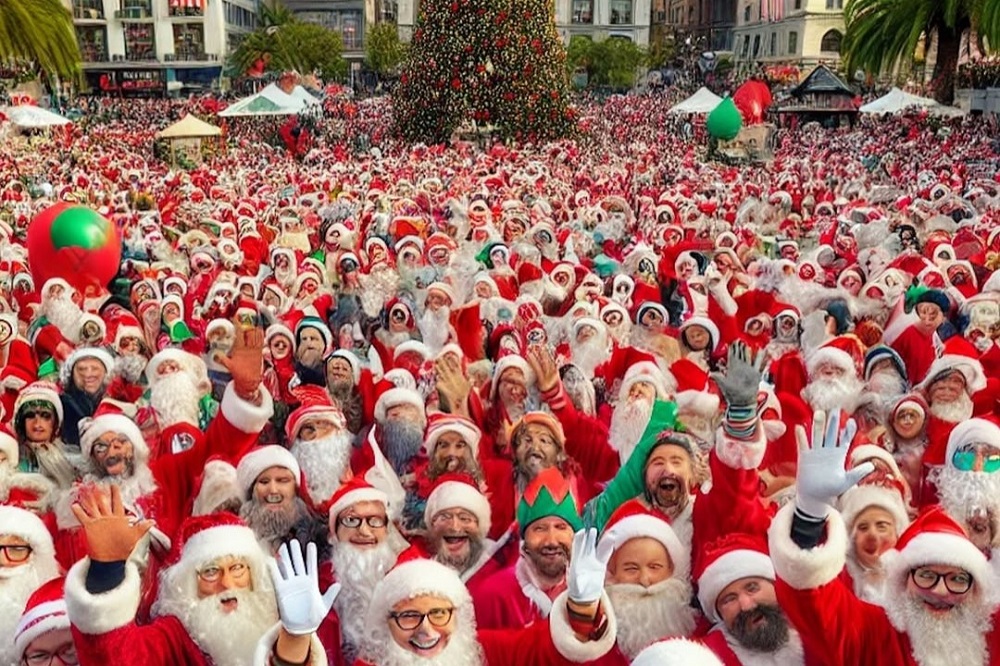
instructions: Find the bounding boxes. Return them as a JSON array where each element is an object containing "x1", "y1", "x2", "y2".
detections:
[
  {"x1": 293, "y1": 316, "x2": 334, "y2": 389},
  {"x1": 12, "y1": 577, "x2": 75, "y2": 666},
  {"x1": 474, "y1": 354, "x2": 537, "y2": 457},
  {"x1": 890, "y1": 287, "x2": 951, "y2": 386},
  {"x1": 65, "y1": 485, "x2": 334, "y2": 666},
  {"x1": 356, "y1": 532, "x2": 617, "y2": 665},
  {"x1": 800, "y1": 335, "x2": 867, "y2": 415},
  {"x1": 12, "y1": 381, "x2": 78, "y2": 489},
  {"x1": 262, "y1": 323, "x2": 297, "y2": 407},
  {"x1": 144, "y1": 348, "x2": 215, "y2": 457},
  {"x1": 929, "y1": 418, "x2": 1000, "y2": 562},
  {"x1": 236, "y1": 445, "x2": 321, "y2": 556},
  {"x1": 285, "y1": 386, "x2": 354, "y2": 511},
  {"x1": 0, "y1": 506, "x2": 62, "y2": 665},
  {"x1": 0, "y1": 425, "x2": 57, "y2": 513},
  {"x1": 631, "y1": 639, "x2": 724, "y2": 666},
  {"x1": 368, "y1": 387, "x2": 427, "y2": 483},
  {"x1": 29, "y1": 278, "x2": 83, "y2": 366},
  {"x1": 863, "y1": 345, "x2": 910, "y2": 412},
  {"x1": 58, "y1": 347, "x2": 115, "y2": 448},
  {"x1": 883, "y1": 393, "x2": 930, "y2": 507}
]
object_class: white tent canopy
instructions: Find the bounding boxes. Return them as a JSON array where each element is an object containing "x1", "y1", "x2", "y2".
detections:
[
  {"x1": 157, "y1": 114, "x2": 221, "y2": 139},
  {"x1": 219, "y1": 83, "x2": 321, "y2": 117},
  {"x1": 860, "y1": 87, "x2": 964, "y2": 117},
  {"x1": 668, "y1": 87, "x2": 724, "y2": 114},
  {"x1": 3, "y1": 105, "x2": 70, "y2": 128}
]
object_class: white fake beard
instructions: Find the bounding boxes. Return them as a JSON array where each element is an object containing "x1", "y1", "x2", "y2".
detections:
[
  {"x1": 606, "y1": 579, "x2": 697, "y2": 660},
  {"x1": 274, "y1": 266, "x2": 296, "y2": 290},
  {"x1": 44, "y1": 296, "x2": 83, "y2": 339},
  {"x1": 279, "y1": 231, "x2": 312, "y2": 254},
  {"x1": 417, "y1": 307, "x2": 451, "y2": 356},
  {"x1": 606, "y1": 322, "x2": 631, "y2": 347},
  {"x1": 933, "y1": 465, "x2": 1000, "y2": 549},
  {"x1": 162, "y1": 587, "x2": 278, "y2": 666},
  {"x1": 540, "y1": 280, "x2": 568, "y2": 310},
  {"x1": 331, "y1": 540, "x2": 400, "y2": 655},
  {"x1": 609, "y1": 397, "x2": 654, "y2": 462},
  {"x1": 0, "y1": 560, "x2": 60, "y2": 653},
  {"x1": 866, "y1": 370, "x2": 907, "y2": 401},
  {"x1": 290, "y1": 430, "x2": 353, "y2": 505},
  {"x1": 928, "y1": 393, "x2": 973, "y2": 424},
  {"x1": 150, "y1": 371, "x2": 202, "y2": 428},
  {"x1": 801, "y1": 375, "x2": 864, "y2": 413},
  {"x1": 570, "y1": 338, "x2": 611, "y2": 378},
  {"x1": 360, "y1": 604, "x2": 484, "y2": 666},
  {"x1": 882, "y1": 580, "x2": 992, "y2": 666},
  {"x1": 116, "y1": 353, "x2": 148, "y2": 384},
  {"x1": 378, "y1": 329, "x2": 415, "y2": 349}
]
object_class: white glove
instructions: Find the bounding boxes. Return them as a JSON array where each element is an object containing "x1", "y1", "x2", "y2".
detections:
[
  {"x1": 567, "y1": 528, "x2": 613, "y2": 605},
  {"x1": 268, "y1": 539, "x2": 340, "y2": 636},
  {"x1": 794, "y1": 409, "x2": 873, "y2": 518}
]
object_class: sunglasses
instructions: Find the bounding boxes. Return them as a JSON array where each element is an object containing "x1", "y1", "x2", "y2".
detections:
[
  {"x1": 21, "y1": 410, "x2": 54, "y2": 420},
  {"x1": 952, "y1": 448, "x2": 1000, "y2": 474}
]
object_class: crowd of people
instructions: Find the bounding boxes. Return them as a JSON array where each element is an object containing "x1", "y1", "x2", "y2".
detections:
[{"x1": 0, "y1": 80, "x2": 998, "y2": 666}]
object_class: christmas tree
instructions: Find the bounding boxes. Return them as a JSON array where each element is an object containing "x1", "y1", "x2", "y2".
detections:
[{"x1": 394, "y1": 0, "x2": 576, "y2": 144}]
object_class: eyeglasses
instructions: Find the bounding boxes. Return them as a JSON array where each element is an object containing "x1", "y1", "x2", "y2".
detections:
[
  {"x1": 952, "y1": 447, "x2": 1000, "y2": 474},
  {"x1": 21, "y1": 410, "x2": 54, "y2": 421},
  {"x1": 910, "y1": 567, "x2": 973, "y2": 595},
  {"x1": 197, "y1": 561, "x2": 249, "y2": 583},
  {"x1": 338, "y1": 515, "x2": 387, "y2": 529},
  {"x1": 92, "y1": 436, "x2": 131, "y2": 456},
  {"x1": 431, "y1": 511, "x2": 478, "y2": 527},
  {"x1": 24, "y1": 644, "x2": 78, "y2": 666},
  {"x1": 0, "y1": 544, "x2": 33, "y2": 562},
  {"x1": 389, "y1": 607, "x2": 455, "y2": 631}
]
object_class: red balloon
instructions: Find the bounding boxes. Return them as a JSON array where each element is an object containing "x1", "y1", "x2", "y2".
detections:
[
  {"x1": 733, "y1": 80, "x2": 773, "y2": 125},
  {"x1": 26, "y1": 203, "x2": 122, "y2": 298}
]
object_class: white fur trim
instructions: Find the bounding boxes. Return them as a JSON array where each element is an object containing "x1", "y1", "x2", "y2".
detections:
[
  {"x1": 252, "y1": 623, "x2": 328, "y2": 666},
  {"x1": 0, "y1": 431, "x2": 17, "y2": 466},
  {"x1": 423, "y1": 419, "x2": 482, "y2": 457},
  {"x1": 697, "y1": 549, "x2": 775, "y2": 625},
  {"x1": 236, "y1": 446, "x2": 301, "y2": 498},
  {"x1": 79, "y1": 413, "x2": 147, "y2": 463},
  {"x1": 192, "y1": 460, "x2": 240, "y2": 516},
  {"x1": 619, "y1": 360, "x2": 675, "y2": 401},
  {"x1": 767, "y1": 503, "x2": 847, "y2": 591},
  {"x1": 6, "y1": 473, "x2": 55, "y2": 510},
  {"x1": 393, "y1": 340, "x2": 430, "y2": 361},
  {"x1": 0, "y1": 505, "x2": 55, "y2": 554},
  {"x1": 423, "y1": 481, "x2": 492, "y2": 537},
  {"x1": 675, "y1": 390, "x2": 720, "y2": 417},
  {"x1": 632, "y1": 639, "x2": 723, "y2": 666},
  {"x1": 490, "y1": 355, "x2": 534, "y2": 398},
  {"x1": 14, "y1": 599, "x2": 69, "y2": 659},
  {"x1": 884, "y1": 531, "x2": 993, "y2": 602},
  {"x1": 806, "y1": 347, "x2": 856, "y2": 377},
  {"x1": 915, "y1": 354, "x2": 987, "y2": 394},
  {"x1": 374, "y1": 387, "x2": 426, "y2": 424},
  {"x1": 221, "y1": 381, "x2": 275, "y2": 434},
  {"x1": 849, "y1": 445, "x2": 904, "y2": 481},
  {"x1": 65, "y1": 559, "x2": 142, "y2": 635},
  {"x1": 368, "y1": 559, "x2": 471, "y2": 626},
  {"x1": 2, "y1": 375, "x2": 27, "y2": 391},
  {"x1": 945, "y1": 418, "x2": 1000, "y2": 466},
  {"x1": 682, "y1": 316, "x2": 722, "y2": 347},
  {"x1": 599, "y1": 514, "x2": 689, "y2": 580},
  {"x1": 838, "y1": 485, "x2": 909, "y2": 535},
  {"x1": 714, "y1": 425, "x2": 767, "y2": 470},
  {"x1": 327, "y1": 487, "x2": 388, "y2": 524},
  {"x1": 144, "y1": 348, "x2": 203, "y2": 386},
  {"x1": 181, "y1": 524, "x2": 263, "y2": 569},
  {"x1": 60, "y1": 347, "x2": 115, "y2": 385},
  {"x1": 547, "y1": 590, "x2": 618, "y2": 662}
]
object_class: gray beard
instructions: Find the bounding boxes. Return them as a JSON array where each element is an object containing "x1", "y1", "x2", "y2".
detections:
[
  {"x1": 239, "y1": 496, "x2": 310, "y2": 548},
  {"x1": 433, "y1": 536, "x2": 485, "y2": 575},
  {"x1": 606, "y1": 579, "x2": 697, "y2": 660},
  {"x1": 150, "y1": 371, "x2": 202, "y2": 428},
  {"x1": 928, "y1": 393, "x2": 973, "y2": 424},
  {"x1": 381, "y1": 418, "x2": 425, "y2": 475},
  {"x1": 802, "y1": 375, "x2": 864, "y2": 413},
  {"x1": 116, "y1": 353, "x2": 148, "y2": 384},
  {"x1": 609, "y1": 398, "x2": 654, "y2": 464},
  {"x1": 290, "y1": 431, "x2": 353, "y2": 505}
]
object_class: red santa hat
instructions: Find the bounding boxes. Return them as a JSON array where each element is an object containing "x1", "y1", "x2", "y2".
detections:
[
  {"x1": 166, "y1": 512, "x2": 264, "y2": 573},
  {"x1": 600, "y1": 499, "x2": 689, "y2": 578},
  {"x1": 619, "y1": 361, "x2": 675, "y2": 401},
  {"x1": 14, "y1": 381, "x2": 63, "y2": 425},
  {"x1": 425, "y1": 281, "x2": 456, "y2": 306},
  {"x1": 265, "y1": 322, "x2": 296, "y2": 351},
  {"x1": 59, "y1": 347, "x2": 115, "y2": 387},
  {"x1": 423, "y1": 473, "x2": 492, "y2": 536},
  {"x1": 285, "y1": 385, "x2": 347, "y2": 442},
  {"x1": 235, "y1": 445, "x2": 302, "y2": 500},
  {"x1": 367, "y1": 559, "x2": 471, "y2": 630},
  {"x1": 806, "y1": 335, "x2": 866, "y2": 379},
  {"x1": 490, "y1": 354, "x2": 534, "y2": 400},
  {"x1": 695, "y1": 534, "x2": 774, "y2": 625},
  {"x1": 915, "y1": 336, "x2": 987, "y2": 394},
  {"x1": 0, "y1": 505, "x2": 56, "y2": 562},
  {"x1": 327, "y1": 476, "x2": 390, "y2": 525},
  {"x1": 516, "y1": 262, "x2": 544, "y2": 289},
  {"x1": 14, "y1": 577, "x2": 68, "y2": 661},
  {"x1": 79, "y1": 404, "x2": 148, "y2": 463},
  {"x1": 883, "y1": 506, "x2": 993, "y2": 601},
  {"x1": 631, "y1": 639, "x2": 723, "y2": 666},
  {"x1": 102, "y1": 305, "x2": 144, "y2": 350},
  {"x1": 944, "y1": 418, "x2": 1000, "y2": 470},
  {"x1": 669, "y1": 358, "x2": 720, "y2": 417},
  {"x1": 144, "y1": 349, "x2": 211, "y2": 393},
  {"x1": 373, "y1": 387, "x2": 426, "y2": 425},
  {"x1": 423, "y1": 413, "x2": 482, "y2": 458}
]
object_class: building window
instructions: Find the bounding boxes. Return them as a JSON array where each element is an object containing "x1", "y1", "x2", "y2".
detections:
[
  {"x1": 173, "y1": 23, "x2": 206, "y2": 60},
  {"x1": 76, "y1": 26, "x2": 108, "y2": 61},
  {"x1": 572, "y1": 0, "x2": 593, "y2": 23},
  {"x1": 381, "y1": 0, "x2": 398, "y2": 22},
  {"x1": 743, "y1": 5, "x2": 751, "y2": 21},
  {"x1": 168, "y1": 0, "x2": 205, "y2": 18},
  {"x1": 342, "y1": 11, "x2": 362, "y2": 49},
  {"x1": 73, "y1": 0, "x2": 104, "y2": 20},
  {"x1": 788, "y1": 31, "x2": 797, "y2": 53},
  {"x1": 610, "y1": 0, "x2": 632, "y2": 24},
  {"x1": 820, "y1": 29, "x2": 842, "y2": 52},
  {"x1": 741, "y1": 35, "x2": 750, "y2": 58},
  {"x1": 794, "y1": 0, "x2": 801, "y2": 7},
  {"x1": 752, "y1": 34, "x2": 760, "y2": 57},
  {"x1": 123, "y1": 23, "x2": 156, "y2": 60},
  {"x1": 825, "y1": 0, "x2": 843, "y2": 7},
  {"x1": 769, "y1": 31, "x2": 776, "y2": 55}
]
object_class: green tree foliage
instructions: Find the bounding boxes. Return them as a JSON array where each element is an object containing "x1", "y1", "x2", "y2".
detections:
[
  {"x1": 566, "y1": 35, "x2": 646, "y2": 90},
  {"x1": 843, "y1": 0, "x2": 998, "y2": 102},
  {"x1": 394, "y1": 0, "x2": 575, "y2": 144},
  {"x1": 365, "y1": 22, "x2": 407, "y2": 76},
  {"x1": 229, "y1": 2, "x2": 347, "y2": 81},
  {"x1": 0, "y1": 0, "x2": 81, "y2": 80}
]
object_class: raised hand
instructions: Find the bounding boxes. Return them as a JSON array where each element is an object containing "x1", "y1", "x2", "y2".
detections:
[
  {"x1": 215, "y1": 315, "x2": 265, "y2": 400},
  {"x1": 70, "y1": 484, "x2": 155, "y2": 562},
  {"x1": 567, "y1": 528, "x2": 614, "y2": 606},
  {"x1": 434, "y1": 353, "x2": 472, "y2": 408},
  {"x1": 794, "y1": 409, "x2": 873, "y2": 518},
  {"x1": 710, "y1": 340, "x2": 765, "y2": 409},
  {"x1": 526, "y1": 343, "x2": 559, "y2": 393},
  {"x1": 268, "y1": 539, "x2": 340, "y2": 636}
]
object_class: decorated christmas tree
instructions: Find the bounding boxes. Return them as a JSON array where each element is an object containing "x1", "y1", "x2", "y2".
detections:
[{"x1": 394, "y1": 0, "x2": 575, "y2": 144}]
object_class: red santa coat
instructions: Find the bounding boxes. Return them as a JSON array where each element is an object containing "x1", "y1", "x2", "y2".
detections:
[
  {"x1": 541, "y1": 383, "x2": 619, "y2": 487},
  {"x1": 472, "y1": 557, "x2": 569, "y2": 630},
  {"x1": 890, "y1": 325, "x2": 936, "y2": 386}
]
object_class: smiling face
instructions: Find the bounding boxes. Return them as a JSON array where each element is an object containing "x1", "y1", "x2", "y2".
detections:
[
  {"x1": 522, "y1": 516, "x2": 573, "y2": 581},
  {"x1": 905, "y1": 564, "x2": 974, "y2": 614},
  {"x1": 429, "y1": 507, "x2": 481, "y2": 569},
  {"x1": 92, "y1": 432, "x2": 134, "y2": 477},
  {"x1": 644, "y1": 443, "x2": 693, "y2": 519},
  {"x1": 195, "y1": 555, "x2": 253, "y2": 607},
  {"x1": 852, "y1": 506, "x2": 898, "y2": 568},
  {"x1": 683, "y1": 324, "x2": 711, "y2": 351},
  {"x1": 606, "y1": 537, "x2": 673, "y2": 587},
  {"x1": 252, "y1": 465, "x2": 297, "y2": 511},
  {"x1": 72, "y1": 358, "x2": 107, "y2": 395},
  {"x1": 334, "y1": 500, "x2": 389, "y2": 549},
  {"x1": 928, "y1": 371, "x2": 966, "y2": 405},
  {"x1": 514, "y1": 423, "x2": 561, "y2": 476},
  {"x1": 432, "y1": 431, "x2": 475, "y2": 475},
  {"x1": 20, "y1": 403, "x2": 56, "y2": 443},
  {"x1": 387, "y1": 595, "x2": 456, "y2": 658}
]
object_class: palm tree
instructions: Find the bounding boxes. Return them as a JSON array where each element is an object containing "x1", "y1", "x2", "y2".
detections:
[
  {"x1": 0, "y1": 0, "x2": 81, "y2": 80},
  {"x1": 843, "y1": 0, "x2": 998, "y2": 103}
]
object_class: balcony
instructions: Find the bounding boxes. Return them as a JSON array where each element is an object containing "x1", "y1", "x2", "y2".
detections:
[
  {"x1": 169, "y1": 7, "x2": 205, "y2": 18},
  {"x1": 115, "y1": 0, "x2": 153, "y2": 20},
  {"x1": 73, "y1": 0, "x2": 105, "y2": 20},
  {"x1": 165, "y1": 52, "x2": 219, "y2": 62}
]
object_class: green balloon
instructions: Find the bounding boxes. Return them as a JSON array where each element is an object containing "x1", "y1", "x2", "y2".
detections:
[
  {"x1": 50, "y1": 207, "x2": 110, "y2": 250},
  {"x1": 707, "y1": 97, "x2": 743, "y2": 141}
]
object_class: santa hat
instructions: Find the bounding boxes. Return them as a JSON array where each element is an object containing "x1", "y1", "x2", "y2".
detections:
[
  {"x1": 14, "y1": 381, "x2": 63, "y2": 424},
  {"x1": 58, "y1": 347, "x2": 115, "y2": 387},
  {"x1": 490, "y1": 355, "x2": 534, "y2": 400},
  {"x1": 806, "y1": 335, "x2": 866, "y2": 379},
  {"x1": 393, "y1": 340, "x2": 431, "y2": 364},
  {"x1": 144, "y1": 349, "x2": 211, "y2": 394},
  {"x1": 367, "y1": 559, "x2": 470, "y2": 631},
  {"x1": 284, "y1": 385, "x2": 346, "y2": 442},
  {"x1": 167, "y1": 512, "x2": 263, "y2": 571},
  {"x1": 600, "y1": 499, "x2": 689, "y2": 578},
  {"x1": 915, "y1": 336, "x2": 987, "y2": 394},
  {"x1": 295, "y1": 316, "x2": 333, "y2": 354},
  {"x1": 265, "y1": 323, "x2": 296, "y2": 351},
  {"x1": 102, "y1": 305, "x2": 144, "y2": 350},
  {"x1": 425, "y1": 281, "x2": 456, "y2": 306},
  {"x1": 863, "y1": 345, "x2": 907, "y2": 382},
  {"x1": 0, "y1": 425, "x2": 17, "y2": 467},
  {"x1": 695, "y1": 534, "x2": 774, "y2": 624},
  {"x1": 374, "y1": 387, "x2": 426, "y2": 425},
  {"x1": 516, "y1": 467, "x2": 581, "y2": 536},
  {"x1": 14, "y1": 577, "x2": 68, "y2": 661},
  {"x1": 883, "y1": 507, "x2": 992, "y2": 601},
  {"x1": 679, "y1": 316, "x2": 720, "y2": 351},
  {"x1": 517, "y1": 262, "x2": 544, "y2": 289},
  {"x1": 423, "y1": 474, "x2": 491, "y2": 536},
  {"x1": 670, "y1": 358, "x2": 720, "y2": 417},
  {"x1": 619, "y1": 361, "x2": 675, "y2": 401},
  {"x1": 163, "y1": 275, "x2": 188, "y2": 296},
  {"x1": 235, "y1": 445, "x2": 301, "y2": 499},
  {"x1": 631, "y1": 639, "x2": 723, "y2": 666},
  {"x1": 945, "y1": 418, "x2": 1000, "y2": 469},
  {"x1": 424, "y1": 413, "x2": 481, "y2": 457},
  {"x1": 635, "y1": 301, "x2": 669, "y2": 326},
  {"x1": 329, "y1": 349, "x2": 361, "y2": 384},
  {"x1": 838, "y1": 483, "x2": 909, "y2": 537},
  {"x1": 191, "y1": 459, "x2": 241, "y2": 516},
  {"x1": 79, "y1": 405, "x2": 147, "y2": 463},
  {"x1": 0, "y1": 505, "x2": 56, "y2": 561},
  {"x1": 327, "y1": 476, "x2": 390, "y2": 525}
]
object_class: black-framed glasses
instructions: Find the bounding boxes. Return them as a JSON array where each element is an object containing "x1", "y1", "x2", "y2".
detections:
[
  {"x1": 389, "y1": 607, "x2": 454, "y2": 630},
  {"x1": 910, "y1": 567, "x2": 973, "y2": 595},
  {"x1": 338, "y1": 515, "x2": 387, "y2": 529},
  {"x1": 21, "y1": 410, "x2": 54, "y2": 421},
  {"x1": 24, "y1": 643, "x2": 78, "y2": 666},
  {"x1": 0, "y1": 544, "x2": 33, "y2": 562}
]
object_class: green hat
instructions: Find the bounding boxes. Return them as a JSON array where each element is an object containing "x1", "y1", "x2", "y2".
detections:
[{"x1": 517, "y1": 467, "x2": 582, "y2": 536}]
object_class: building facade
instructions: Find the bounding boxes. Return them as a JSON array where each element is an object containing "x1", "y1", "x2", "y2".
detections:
[
  {"x1": 731, "y1": 0, "x2": 844, "y2": 65},
  {"x1": 68, "y1": 0, "x2": 257, "y2": 94}
]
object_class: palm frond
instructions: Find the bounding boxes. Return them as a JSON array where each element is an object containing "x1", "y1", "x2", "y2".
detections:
[
  {"x1": 0, "y1": 0, "x2": 81, "y2": 79},
  {"x1": 843, "y1": 0, "x2": 934, "y2": 76}
]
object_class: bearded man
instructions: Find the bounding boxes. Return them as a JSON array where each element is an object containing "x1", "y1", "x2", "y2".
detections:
[
  {"x1": 863, "y1": 346, "x2": 910, "y2": 412},
  {"x1": 0, "y1": 506, "x2": 61, "y2": 664},
  {"x1": 66, "y1": 486, "x2": 333, "y2": 666},
  {"x1": 145, "y1": 349, "x2": 214, "y2": 457},
  {"x1": 608, "y1": 363, "x2": 674, "y2": 462},
  {"x1": 236, "y1": 445, "x2": 318, "y2": 555},
  {"x1": 324, "y1": 350, "x2": 366, "y2": 435},
  {"x1": 293, "y1": 317, "x2": 333, "y2": 389},
  {"x1": 568, "y1": 318, "x2": 611, "y2": 379},
  {"x1": 770, "y1": 410, "x2": 1000, "y2": 666},
  {"x1": 801, "y1": 338, "x2": 866, "y2": 415},
  {"x1": 481, "y1": 355, "x2": 537, "y2": 455},
  {"x1": 58, "y1": 347, "x2": 115, "y2": 447},
  {"x1": 371, "y1": 387, "x2": 427, "y2": 479},
  {"x1": 417, "y1": 282, "x2": 456, "y2": 356},
  {"x1": 285, "y1": 386, "x2": 355, "y2": 510},
  {"x1": 916, "y1": 343, "x2": 987, "y2": 457},
  {"x1": 29, "y1": 278, "x2": 81, "y2": 364}
]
